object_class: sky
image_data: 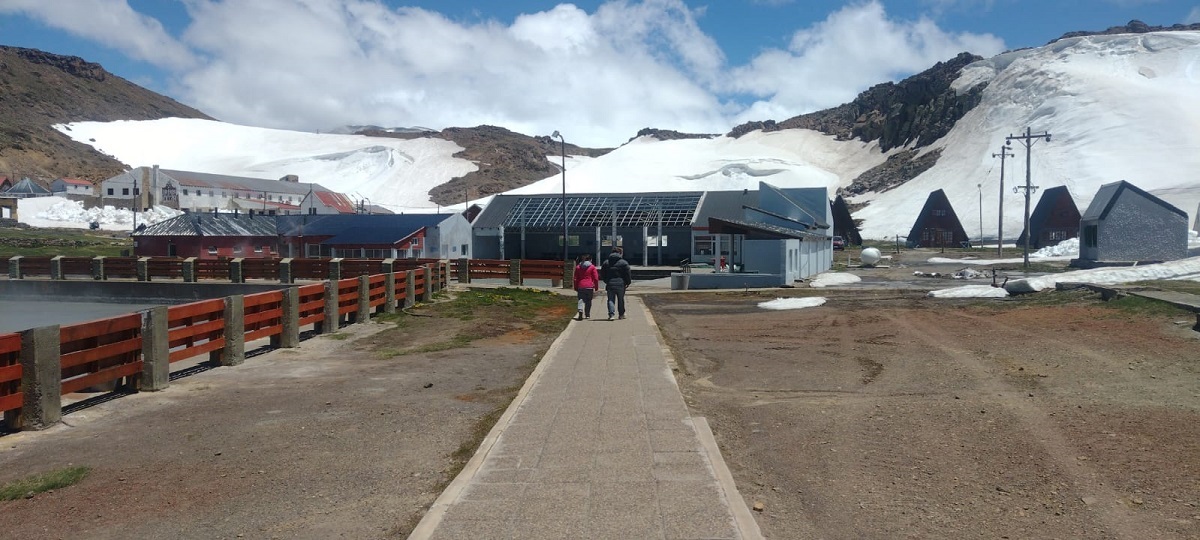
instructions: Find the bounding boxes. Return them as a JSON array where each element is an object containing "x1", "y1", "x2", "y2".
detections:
[{"x1": 2, "y1": 0, "x2": 1199, "y2": 147}]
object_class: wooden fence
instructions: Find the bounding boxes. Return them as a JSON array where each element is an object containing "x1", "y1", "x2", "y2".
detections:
[{"x1": 0, "y1": 264, "x2": 446, "y2": 431}]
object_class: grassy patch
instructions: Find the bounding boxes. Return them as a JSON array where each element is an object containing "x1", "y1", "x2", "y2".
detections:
[
  {"x1": 0, "y1": 228, "x2": 132, "y2": 258},
  {"x1": 325, "y1": 332, "x2": 350, "y2": 341},
  {"x1": 1126, "y1": 280, "x2": 1200, "y2": 295},
  {"x1": 1099, "y1": 295, "x2": 1194, "y2": 319},
  {"x1": 0, "y1": 466, "x2": 91, "y2": 500}
]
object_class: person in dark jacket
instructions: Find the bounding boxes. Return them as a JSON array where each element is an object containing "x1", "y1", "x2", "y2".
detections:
[{"x1": 600, "y1": 248, "x2": 631, "y2": 320}]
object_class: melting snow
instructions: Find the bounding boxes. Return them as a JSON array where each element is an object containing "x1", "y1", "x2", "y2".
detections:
[
  {"x1": 758, "y1": 297, "x2": 827, "y2": 310},
  {"x1": 809, "y1": 272, "x2": 862, "y2": 288},
  {"x1": 18, "y1": 196, "x2": 181, "y2": 231},
  {"x1": 928, "y1": 285, "x2": 1009, "y2": 298}
]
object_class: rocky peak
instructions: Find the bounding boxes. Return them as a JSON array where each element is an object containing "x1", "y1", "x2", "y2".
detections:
[
  {"x1": 1051, "y1": 20, "x2": 1200, "y2": 44},
  {"x1": 5, "y1": 46, "x2": 107, "y2": 81}
]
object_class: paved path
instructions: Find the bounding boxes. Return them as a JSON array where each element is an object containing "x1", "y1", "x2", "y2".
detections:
[{"x1": 410, "y1": 295, "x2": 761, "y2": 539}]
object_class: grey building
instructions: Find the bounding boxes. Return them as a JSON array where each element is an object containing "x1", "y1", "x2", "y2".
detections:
[{"x1": 1078, "y1": 180, "x2": 1189, "y2": 263}]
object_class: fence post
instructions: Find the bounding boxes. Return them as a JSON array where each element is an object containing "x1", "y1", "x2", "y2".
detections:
[
  {"x1": 404, "y1": 270, "x2": 416, "y2": 308},
  {"x1": 429, "y1": 263, "x2": 441, "y2": 294},
  {"x1": 279, "y1": 287, "x2": 300, "y2": 348},
  {"x1": 279, "y1": 258, "x2": 294, "y2": 284},
  {"x1": 218, "y1": 295, "x2": 245, "y2": 366},
  {"x1": 457, "y1": 257, "x2": 470, "y2": 284},
  {"x1": 137, "y1": 257, "x2": 150, "y2": 282},
  {"x1": 558, "y1": 260, "x2": 574, "y2": 289},
  {"x1": 182, "y1": 257, "x2": 197, "y2": 283},
  {"x1": 382, "y1": 259, "x2": 397, "y2": 314},
  {"x1": 19, "y1": 325, "x2": 61, "y2": 430},
  {"x1": 139, "y1": 306, "x2": 170, "y2": 391},
  {"x1": 329, "y1": 258, "x2": 343, "y2": 282},
  {"x1": 50, "y1": 255, "x2": 64, "y2": 280},
  {"x1": 356, "y1": 275, "x2": 370, "y2": 323},
  {"x1": 8, "y1": 255, "x2": 21, "y2": 279},
  {"x1": 422, "y1": 265, "x2": 434, "y2": 302},
  {"x1": 510, "y1": 259, "x2": 522, "y2": 285},
  {"x1": 230, "y1": 258, "x2": 245, "y2": 284},
  {"x1": 323, "y1": 280, "x2": 339, "y2": 333},
  {"x1": 92, "y1": 256, "x2": 106, "y2": 280}
]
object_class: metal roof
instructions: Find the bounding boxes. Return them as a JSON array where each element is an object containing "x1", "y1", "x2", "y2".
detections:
[
  {"x1": 2, "y1": 178, "x2": 51, "y2": 196},
  {"x1": 692, "y1": 190, "x2": 759, "y2": 226},
  {"x1": 276, "y1": 213, "x2": 450, "y2": 237},
  {"x1": 134, "y1": 213, "x2": 278, "y2": 237},
  {"x1": 476, "y1": 192, "x2": 705, "y2": 229},
  {"x1": 1081, "y1": 180, "x2": 1187, "y2": 221},
  {"x1": 319, "y1": 227, "x2": 421, "y2": 246},
  {"x1": 706, "y1": 217, "x2": 821, "y2": 239}
]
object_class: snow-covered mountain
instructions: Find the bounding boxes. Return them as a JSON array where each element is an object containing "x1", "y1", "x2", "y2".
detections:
[{"x1": 54, "y1": 31, "x2": 1200, "y2": 239}]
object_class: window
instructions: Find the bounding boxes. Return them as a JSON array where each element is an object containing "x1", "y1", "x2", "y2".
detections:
[
  {"x1": 221, "y1": 191, "x2": 227, "y2": 197},
  {"x1": 932, "y1": 209, "x2": 946, "y2": 217},
  {"x1": 107, "y1": 188, "x2": 114, "y2": 195},
  {"x1": 254, "y1": 246, "x2": 264, "y2": 253},
  {"x1": 207, "y1": 246, "x2": 218, "y2": 254},
  {"x1": 233, "y1": 245, "x2": 243, "y2": 254},
  {"x1": 182, "y1": 189, "x2": 189, "y2": 196},
  {"x1": 209, "y1": 190, "x2": 215, "y2": 197},
  {"x1": 1083, "y1": 225, "x2": 1098, "y2": 248},
  {"x1": 461, "y1": 244, "x2": 468, "y2": 255},
  {"x1": 694, "y1": 235, "x2": 714, "y2": 256},
  {"x1": 122, "y1": 188, "x2": 129, "y2": 195}
]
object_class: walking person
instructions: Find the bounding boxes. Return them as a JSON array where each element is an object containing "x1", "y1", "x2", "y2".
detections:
[
  {"x1": 573, "y1": 254, "x2": 599, "y2": 320},
  {"x1": 600, "y1": 247, "x2": 631, "y2": 320}
]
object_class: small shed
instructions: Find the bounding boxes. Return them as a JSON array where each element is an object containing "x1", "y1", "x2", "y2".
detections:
[
  {"x1": 830, "y1": 195, "x2": 861, "y2": 246},
  {"x1": 1078, "y1": 180, "x2": 1188, "y2": 263},
  {"x1": 1016, "y1": 186, "x2": 1081, "y2": 249},
  {"x1": 906, "y1": 189, "x2": 969, "y2": 248},
  {"x1": 50, "y1": 178, "x2": 95, "y2": 196}
]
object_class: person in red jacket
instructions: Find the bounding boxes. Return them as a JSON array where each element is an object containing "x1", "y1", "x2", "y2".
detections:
[{"x1": 573, "y1": 254, "x2": 600, "y2": 320}]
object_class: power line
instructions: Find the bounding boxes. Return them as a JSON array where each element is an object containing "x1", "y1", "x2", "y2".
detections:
[{"x1": 1005, "y1": 127, "x2": 1052, "y2": 270}]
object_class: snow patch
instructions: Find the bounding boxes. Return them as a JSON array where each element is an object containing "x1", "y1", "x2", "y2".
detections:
[
  {"x1": 1005, "y1": 256, "x2": 1200, "y2": 293},
  {"x1": 927, "y1": 285, "x2": 1009, "y2": 298},
  {"x1": 18, "y1": 197, "x2": 181, "y2": 230},
  {"x1": 758, "y1": 297, "x2": 827, "y2": 310},
  {"x1": 809, "y1": 272, "x2": 862, "y2": 288}
]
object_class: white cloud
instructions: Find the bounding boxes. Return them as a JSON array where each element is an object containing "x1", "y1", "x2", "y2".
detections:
[
  {"x1": 1187, "y1": 6, "x2": 1200, "y2": 24},
  {"x1": 0, "y1": 0, "x2": 195, "y2": 69},
  {"x1": 2, "y1": 0, "x2": 1008, "y2": 147},
  {"x1": 729, "y1": 1, "x2": 1005, "y2": 124}
]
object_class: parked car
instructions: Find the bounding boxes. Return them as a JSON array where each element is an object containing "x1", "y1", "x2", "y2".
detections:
[{"x1": 832, "y1": 236, "x2": 845, "y2": 250}]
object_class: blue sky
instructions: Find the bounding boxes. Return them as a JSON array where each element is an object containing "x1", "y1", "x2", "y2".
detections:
[{"x1": 2, "y1": 0, "x2": 1198, "y2": 146}]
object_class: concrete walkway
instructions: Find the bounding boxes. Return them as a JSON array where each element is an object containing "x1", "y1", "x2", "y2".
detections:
[{"x1": 410, "y1": 295, "x2": 761, "y2": 539}]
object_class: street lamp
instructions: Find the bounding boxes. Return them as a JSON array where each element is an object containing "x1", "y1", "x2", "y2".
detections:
[
  {"x1": 977, "y1": 183, "x2": 983, "y2": 250},
  {"x1": 551, "y1": 131, "x2": 567, "y2": 263}
]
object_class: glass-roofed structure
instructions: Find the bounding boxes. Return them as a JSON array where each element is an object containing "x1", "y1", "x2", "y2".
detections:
[{"x1": 472, "y1": 192, "x2": 709, "y2": 265}]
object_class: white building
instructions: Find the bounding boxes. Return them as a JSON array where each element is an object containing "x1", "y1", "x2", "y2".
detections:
[{"x1": 99, "y1": 166, "x2": 357, "y2": 215}]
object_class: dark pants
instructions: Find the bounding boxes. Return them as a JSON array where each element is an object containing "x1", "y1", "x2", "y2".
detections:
[
  {"x1": 606, "y1": 283, "x2": 626, "y2": 317},
  {"x1": 576, "y1": 288, "x2": 594, "y2": 317}
]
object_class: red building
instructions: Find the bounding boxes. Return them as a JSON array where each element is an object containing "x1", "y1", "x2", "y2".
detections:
[{"x1": 133, "y1": 212, "x2": 279, "y2": 259}]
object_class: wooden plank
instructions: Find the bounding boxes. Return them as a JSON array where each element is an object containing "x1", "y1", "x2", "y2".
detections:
[
  {"x1": 299, "y1": 314, "x2": 324, "y2": 327},
  {"x1": 60, "y1": 338, "x2": 143, "y2": 369},
  {"x1": 0, "y1": 392, "x2": 23, "y2": 413},
  {"x1": 0, "y1": 333, "x2": 19, "y2": 354},
  {"x1": 245, "y1": 325, "x2": 281, "y2": 343},
  {"x1": 60, "y1": 313, "x2": 141, "y2": 342},
  {"x1": 169, "y1": 299, "x2": 225, "y2": 321},
  {"x1": 169, "y1": 338, "x2": 225, "y2": 363},
  {"x1": 244, "y1": 310, "x2": 281, "y2": 327},
  {"x1": 243, "y1": 291, "x2": 284, "y2": 308},
  {"x1": 61, "y1": 361, "x2": 142, "y2": 395},
  {"x1": 0, "y1": 363, "x2": 21, "y2": 384},
  {"x1": 169, "y1": 318, "x2": 225, "y2": 341}
]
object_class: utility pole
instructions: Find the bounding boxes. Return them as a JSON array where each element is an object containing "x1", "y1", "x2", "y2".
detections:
[
  {"x1": 992, "y1": 144, "x2": 1014, "y2": 258},
  {"x1": 1006, "y1": 127, "x2": 1051, "y2": 270}
]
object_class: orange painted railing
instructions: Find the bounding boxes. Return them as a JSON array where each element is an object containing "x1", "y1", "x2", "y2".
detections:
[
  {"x1": 59, "y1": 313, "x2": 142, "y2": 395},
  {"x1": 521, "y1": 259, "x2": 564, "y2": 281},
  {"x1": 467, "y1": 259, "x2": 510, "y2": 280},
  {"x1": 297, "y1": 283, "x2": 327, "y2": 328},
  {"x1": 0, "y1": 333, "x2": 22, "y2": 414},
  {"x1": 335, "y1": 278, "x2": 359, "y2": 318},
  {"x1": 243, "y1": 290, "x2": 284, "y2": 343},
  {"x1": 167, "y1": 298, "x2": 226, "y2": 364},
  {"x1": 367, "y1": 274, "x2": 388, "y2": 311}
]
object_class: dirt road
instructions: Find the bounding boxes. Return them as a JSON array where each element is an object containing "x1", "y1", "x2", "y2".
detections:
[{"x1": 646, "y1": 287, "x2": 1200, "y2": 539}]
